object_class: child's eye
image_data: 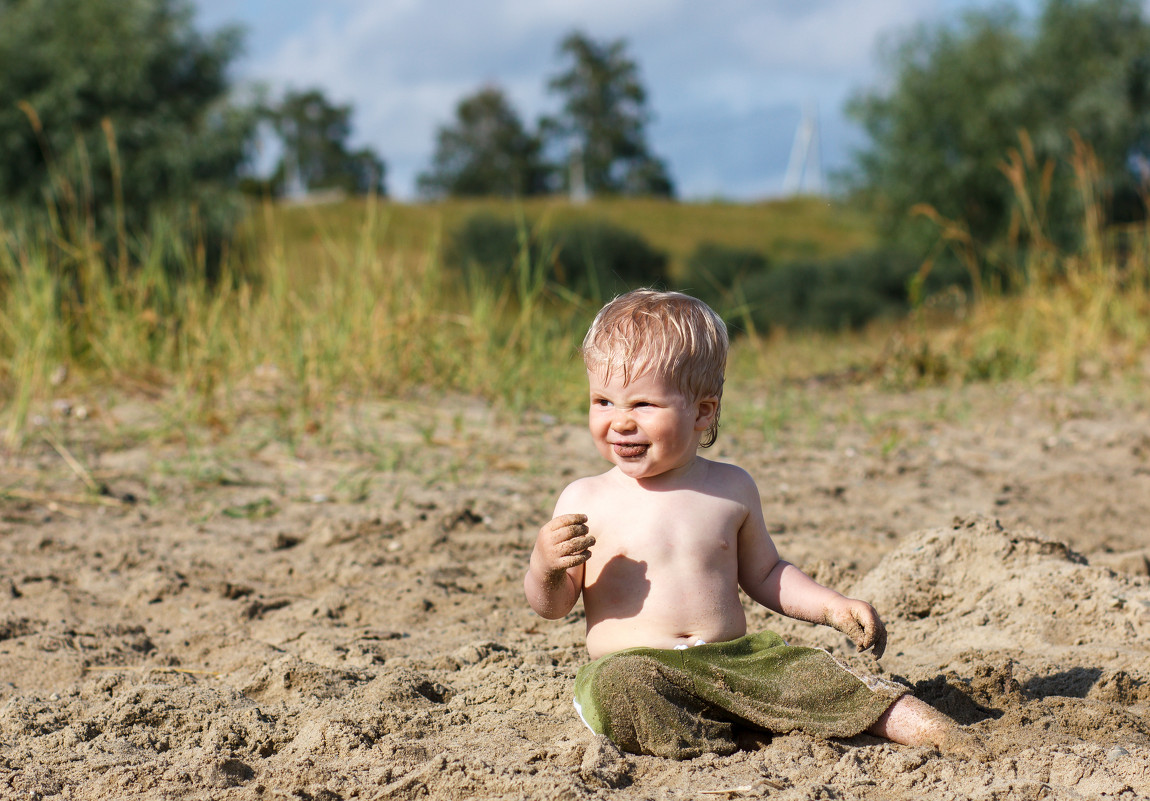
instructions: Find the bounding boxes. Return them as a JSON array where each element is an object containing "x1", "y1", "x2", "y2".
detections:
[{"x1": 593, "y1": 398, "x2": 612, "y2": 407}]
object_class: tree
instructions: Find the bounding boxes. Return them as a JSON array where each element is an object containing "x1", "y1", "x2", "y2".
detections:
[
  {"x1": 0, "y1": 0, "x2": 258, "y2": 241},
  {"x1": 267, "y1": 89, "x2": 386, "y2": 197},
  {"x1": 847, "y1": 0, "x2": 1150, "y2": 254},
  {"x1": 542, "y1": 31, "x2": 674, "y2": 198},
  {"x1": 417, "y1": 85, "x2": 549, "y2": 198}
]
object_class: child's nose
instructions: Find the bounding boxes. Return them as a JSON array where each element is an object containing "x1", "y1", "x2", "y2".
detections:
[{"x1": 610, "y1": 410, "x2": 637, "y2": 431}]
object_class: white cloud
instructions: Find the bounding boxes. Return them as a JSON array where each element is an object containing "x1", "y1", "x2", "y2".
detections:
[{"x1": 197, "y1": 0, "x2": 1032, "y2": 198}]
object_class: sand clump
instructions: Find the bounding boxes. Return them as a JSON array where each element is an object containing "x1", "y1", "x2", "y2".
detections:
[{"x1": 1, "y1": 381, "x2": 1149, "y2": 799}]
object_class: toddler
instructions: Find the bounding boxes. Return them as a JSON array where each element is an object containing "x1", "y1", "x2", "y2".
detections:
[{"x1": 524, "y1": 289, "x2": 983, "y2": 759}]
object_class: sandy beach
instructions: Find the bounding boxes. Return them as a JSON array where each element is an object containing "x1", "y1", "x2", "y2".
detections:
[{"x1": 2, "y1": 377, "x2": 1148, "y2": 799}]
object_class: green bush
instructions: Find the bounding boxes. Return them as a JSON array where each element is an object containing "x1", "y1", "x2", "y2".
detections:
[
  {"x1": 445, "y1": 213, "x2": 668, "y2": 301},
  {"x1": 444, "y1": 213, "x2": 524, "y2": 283},
  {"x1": 545, "y1": 219, "x2": 668, "y2": 300},
  {"x1": 743, "y1": 249, "x2": 967, "y2": 332},
  {"x1": 679, "y1": 241, "x2": 768, "y2": 316}
]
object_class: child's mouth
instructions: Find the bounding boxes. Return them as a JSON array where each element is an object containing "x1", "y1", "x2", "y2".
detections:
[{"x1": 613, "y1": 443, "x2": 649, "y2": 458}]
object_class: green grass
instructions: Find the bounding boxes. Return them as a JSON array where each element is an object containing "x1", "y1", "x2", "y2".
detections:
[
  {"x1": 255, "y1": 195, "x2": 875, "y2": 284},
  {"x1": 2, "y1": 165, "x2": 1148, "y2": 454},
  {"x1": 0, "y1": 194, "x2": 880, "y2": 448}
]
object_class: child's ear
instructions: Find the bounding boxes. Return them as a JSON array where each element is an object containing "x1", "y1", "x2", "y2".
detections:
[{"x1": 694, "y1": 397, "x2": 720, "y2": 431}]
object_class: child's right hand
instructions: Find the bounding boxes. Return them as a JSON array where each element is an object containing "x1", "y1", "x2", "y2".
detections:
[{"x1": 534, "y1": 513, "x2": 595, "y2": 574}]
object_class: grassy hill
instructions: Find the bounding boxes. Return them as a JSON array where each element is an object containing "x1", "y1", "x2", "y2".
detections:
[{"x1": 252, "y1": 195, "x2": 876, "y2": 285}]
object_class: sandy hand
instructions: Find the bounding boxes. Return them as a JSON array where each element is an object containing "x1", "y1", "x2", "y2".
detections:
[
  {"x1": 535, "y1": 513, "x2": 595, "y2": 575},
  {"x1": 827, "y1": 599, "x2": 887, "y2": 658}
]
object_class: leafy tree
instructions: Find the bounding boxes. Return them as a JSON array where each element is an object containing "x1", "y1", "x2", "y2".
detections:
[
  {"x1": 0, "y1": 0, "x2": 258, "y2": 242},
  {"x1": 417, "y1": 86, "x2": 549, "y2": 198},
  {"x1": 267, "y1": 88, "x2": 386, "y2": 196},
  {"x1": 1026, "y1": 0, "x2": 1150, "y2": 222},
  {"x1": 542, "y1": 31, "x2": 674, "y2": 198},
  {"x1": 847, "y1": 0, "x2": 1150, "y2": 255}
]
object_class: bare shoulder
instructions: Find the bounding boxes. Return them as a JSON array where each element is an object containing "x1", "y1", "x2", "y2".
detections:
[
  {"x1": 552, "y1": 471, "x2": 615, "y2": 516},
  {"x1": 702, "y1": 459, "x2": 761, "y2": 501}
]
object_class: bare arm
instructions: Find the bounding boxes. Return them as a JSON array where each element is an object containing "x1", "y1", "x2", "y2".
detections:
[
  {"x1": 736, "y1": 479, "x2": 886, "y2": 656},
  {"x1": 524, "y1": 513, "x2": 595, "y2": 619},
  {"x1": 745, "y1": 560, "x2": 887, "y2": 657}
]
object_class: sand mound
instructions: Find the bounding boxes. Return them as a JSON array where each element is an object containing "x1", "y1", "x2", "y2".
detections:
[
  {"x1": 854, "y1": 514, "x2": 1150, "y2": 668},
  {"x1": 849, "y1": 516, "x2": 1150, "y2": 791}
]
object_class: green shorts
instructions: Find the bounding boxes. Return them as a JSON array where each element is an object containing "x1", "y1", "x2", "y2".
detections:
[{"x1": 573, "y1": 630, "x2": 906, "y2": 759}]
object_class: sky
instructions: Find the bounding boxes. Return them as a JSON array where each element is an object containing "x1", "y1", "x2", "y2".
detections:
[{"x1": 192, "y1": 0, "x2": 1043, "y2": 201}]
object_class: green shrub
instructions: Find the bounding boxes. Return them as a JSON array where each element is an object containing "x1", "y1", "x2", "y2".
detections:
[
  {"x1": 742, "y1": 260, "x2": 818, "y2": 331},
  {"x1": 545, "y1": 219, "x2": 668, "y2": 300},
  {"x1": 744, "y1": 248, "x2": 967, "y2": 332},
  {"x1": 442, "y1": 213, "x2": 534, "y2": 301},
  {"x1": 679, "y1": 241, "x2": 768, "y2": 316},
  {"x1": 445, "y1": 213, "x2": 523, "y2": 277},
  {"x1": 446, "y1": 213, "x2": 667, "y2": 301}
]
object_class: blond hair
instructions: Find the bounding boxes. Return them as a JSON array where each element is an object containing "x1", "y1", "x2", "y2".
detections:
[{"x1": 581, "y1": 289, "x2": 728, "y2": 447}]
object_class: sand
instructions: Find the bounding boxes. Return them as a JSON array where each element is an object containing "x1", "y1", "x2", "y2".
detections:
[{"x1": 1, "y1": 378, "x2": 1148, "y2": 800}]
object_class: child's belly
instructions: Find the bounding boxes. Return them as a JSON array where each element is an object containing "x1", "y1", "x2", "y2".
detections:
[{"x1": 582, "y1": 570, "x2": 748, "y2": 660}]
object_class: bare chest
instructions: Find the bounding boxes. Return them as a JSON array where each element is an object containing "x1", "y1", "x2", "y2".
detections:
[{"x1": 584, "y1": 491, "x2": 745, "y2": 573}]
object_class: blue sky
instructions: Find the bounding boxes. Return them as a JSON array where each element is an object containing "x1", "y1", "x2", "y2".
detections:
[{"x1": 192, "y1": 0, "x2": 1043, "y2": 200}]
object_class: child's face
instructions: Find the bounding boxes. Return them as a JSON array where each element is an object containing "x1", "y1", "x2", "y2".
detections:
[{"x1": 586, "y1": 367, "x2": 717, "y2": 481}]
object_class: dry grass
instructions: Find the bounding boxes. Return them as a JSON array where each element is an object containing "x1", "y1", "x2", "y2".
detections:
[
  {"x1": 887, "y1": 134, "x2": 1150, "y2": 386},
  {"x1": 0, "y1": 194, "x2": 878, "y2": 448},
  {"x1": 2, "y1": 157, "x2": 1148, "y2": 453}
]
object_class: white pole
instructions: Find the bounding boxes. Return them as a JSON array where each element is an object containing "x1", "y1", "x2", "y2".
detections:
[
  {"x1": 570, "y1": 144, "x2": 589, "y2": 204},
  {"x1": 783, "y1": 101, "x2": 822, "y2": 196}
]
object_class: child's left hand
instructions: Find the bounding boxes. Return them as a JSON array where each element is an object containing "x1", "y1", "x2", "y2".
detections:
[{"x1": 826, "y1": 599, "x2": 887, "y2": 658}]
